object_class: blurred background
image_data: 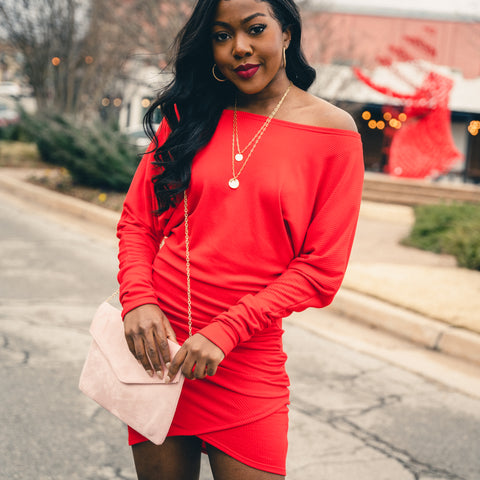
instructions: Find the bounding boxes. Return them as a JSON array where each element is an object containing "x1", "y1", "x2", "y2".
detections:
[{"x1": 1, "y1": 0, "x2": 479, "y2": 181}]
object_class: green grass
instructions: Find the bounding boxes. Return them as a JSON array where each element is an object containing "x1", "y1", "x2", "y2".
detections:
[
  {"x1": 403, "y1": 203, "x2": 480, "y2": 270},
  {"x1": 0, "y1": 140, "x2": 42, "y2": 167}
]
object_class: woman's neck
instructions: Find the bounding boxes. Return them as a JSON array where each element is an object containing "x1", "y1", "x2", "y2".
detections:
[{"x1": 234, "y1": 77, "x2": 292, "y2": 116}]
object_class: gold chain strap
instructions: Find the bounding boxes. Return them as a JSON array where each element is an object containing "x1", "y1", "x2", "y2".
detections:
[
  {"x1": 105, "y1": 289, "x2": 119, "y2": 303},
  {"x1": 111, "y1": 202, "x2": 192, "y2": 338},
  {"x1": 184, "y1": 191, "x2": 193, "y2": 337}
]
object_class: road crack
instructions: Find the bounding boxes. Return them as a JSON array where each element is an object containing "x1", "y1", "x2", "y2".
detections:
[
  {"x1": 1, "y1": 332, "x2": 31, "y2": 365},
  {"x1": 291, "y1": 396, "x2": 465, "y2": 480}
]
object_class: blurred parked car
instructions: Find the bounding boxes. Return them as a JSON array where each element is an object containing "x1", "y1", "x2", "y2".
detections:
[
  {"x1": 0, "y1": 82, "x2": 22, "y2": 98},
  {"x1": 0, "y1": 103, "x2": 19, "y2": 127},
  {"x1": 124, "y1": 124, "x2": 159, "y2": 151}
]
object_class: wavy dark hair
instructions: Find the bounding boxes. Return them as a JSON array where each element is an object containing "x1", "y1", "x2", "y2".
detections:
[{"x1": 145, "y1": 0, "x2": 316, "y2": 213}]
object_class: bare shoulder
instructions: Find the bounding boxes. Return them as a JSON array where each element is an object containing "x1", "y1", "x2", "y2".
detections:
[
  {"x1": 313, "y1": 97, "x2": 358, "y2": 132},
  {"x1": 286, "y1": 90, "x2": 358, "y2": 133}
]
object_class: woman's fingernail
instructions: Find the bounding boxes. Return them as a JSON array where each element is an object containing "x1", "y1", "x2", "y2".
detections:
[
  {"x1": 165, "y1": 375, "x2": 171, "y2": 383},
  {"x1": 165, "y1": 362, "x2": 171, "y2": 369},
  {"x1": 146, "y1": 370, "x2": 154, "y2": 377},
  {"x1": 156, "y1": 370, "x2": 164, "y2": 379}
]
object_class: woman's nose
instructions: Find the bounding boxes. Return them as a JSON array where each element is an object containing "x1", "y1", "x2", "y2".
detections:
[{"x1": 232, "y1": 34, "x2": 253, "y2": 58}]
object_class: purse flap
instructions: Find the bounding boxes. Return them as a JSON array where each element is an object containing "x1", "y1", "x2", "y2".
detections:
[{"x1": 89, "y1": 302, "x2": 183, "y2": 385}]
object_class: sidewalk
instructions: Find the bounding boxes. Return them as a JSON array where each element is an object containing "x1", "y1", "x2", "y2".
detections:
[
  {"x1": 330, "y1": 201, "x2": 480, "y2": 366},
  {"x1": 1, "y1": 168, "x2": 479, "y2": 366}
]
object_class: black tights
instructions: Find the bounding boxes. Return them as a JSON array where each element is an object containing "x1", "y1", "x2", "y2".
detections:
[{"x1": 132, "y1": 436, "x2": 285, "y2": 480}]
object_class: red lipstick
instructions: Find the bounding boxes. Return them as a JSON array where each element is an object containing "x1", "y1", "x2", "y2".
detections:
[{"x1": 235, "y1": 64, "x2": 260, "y2": 79}]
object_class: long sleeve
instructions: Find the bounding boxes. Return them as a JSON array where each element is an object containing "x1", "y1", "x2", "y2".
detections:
[
  {"x1": 117, "y1": 120, "x2": 171, "y2": 317},
  {"x1": 198, "y1": 135, "x2": 364, "y2": 355}
]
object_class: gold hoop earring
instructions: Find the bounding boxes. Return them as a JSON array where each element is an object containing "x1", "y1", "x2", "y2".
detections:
[
  {"x1": 283, "y1": 47, "x2": 287, "y2": 69},
  {"x1": 212, "y1": 64, "x2": 227, "y2": 83}
]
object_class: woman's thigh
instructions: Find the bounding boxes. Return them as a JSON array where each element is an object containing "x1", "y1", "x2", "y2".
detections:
[
  {"x1": 206, "y1": 444, "x2": 285, "y2": 480},
  {"x1": 132, "y1": 436, "x2": 202, "y2": 480}
]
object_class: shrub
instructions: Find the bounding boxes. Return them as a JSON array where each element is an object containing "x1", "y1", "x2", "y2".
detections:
[
  {"x1": 22, "y1": 113, "x2": 140, "y2": 192},
  {"x1": 0, "y1": 120, "x2": 34, "y2": 142},
  {"x1": 443, "y1": 218, "x2": 480, "y2": 270},
  {"x1": 403, "y1": 203, "x2": 480, "y2": 270}
]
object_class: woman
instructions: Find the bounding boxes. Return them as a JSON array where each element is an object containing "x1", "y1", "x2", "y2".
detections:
[{"x1": 117, "y1": 0, "x2": 364, "y2": 478}]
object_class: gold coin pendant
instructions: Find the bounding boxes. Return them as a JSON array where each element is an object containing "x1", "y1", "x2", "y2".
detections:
[{"x1": 228, "y1": 178, "x2": 240, "y2": 189}]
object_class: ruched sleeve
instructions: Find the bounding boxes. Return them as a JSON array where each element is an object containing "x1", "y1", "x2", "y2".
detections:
[{"x1": 197, "y1": 134, "x2": 364, "y2": 355}]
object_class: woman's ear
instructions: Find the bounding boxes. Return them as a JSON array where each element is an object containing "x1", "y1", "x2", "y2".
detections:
[{"x1": 283, "y1": 26, "x2": 292, "y2": 48}]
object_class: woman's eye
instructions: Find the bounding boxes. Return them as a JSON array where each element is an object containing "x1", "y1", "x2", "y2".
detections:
[
  {"x1": 212, "y1": 32, "x2": 230, "y2": 42},
  {"x1": 249, "y1": 24, "x2": 266, "y2": 35}
]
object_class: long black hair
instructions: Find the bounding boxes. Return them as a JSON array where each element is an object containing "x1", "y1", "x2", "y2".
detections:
[{"x1": 145, "y1": 0, "x2": 316, "y2": 213}]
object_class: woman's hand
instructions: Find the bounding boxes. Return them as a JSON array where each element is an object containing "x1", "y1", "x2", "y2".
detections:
[
  {"x1": 123, "y1": 304, "x2": 177, "y2": 379},
  {"x1": 166, "y1": 334, "x2": 225, "y2": 382}
]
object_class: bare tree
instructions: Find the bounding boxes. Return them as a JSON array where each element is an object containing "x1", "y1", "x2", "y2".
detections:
[
  {"x1": 118, "y1": 0, "x2": 194, "y2": 67},
  {"x1": 0, "y1": 0, "x2": 194, "y2": 119},
  {"x1": 0, "y1": 0, "x2": 70, "y2": 110}
]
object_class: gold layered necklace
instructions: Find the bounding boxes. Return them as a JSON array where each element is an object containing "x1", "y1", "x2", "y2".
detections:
[{"x1": 229, "y1": 82, "x2": 292, "y2": 190}]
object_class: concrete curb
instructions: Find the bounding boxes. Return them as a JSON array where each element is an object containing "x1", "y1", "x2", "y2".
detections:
[
  {"x1": 331, "y1": 289, "x2": 480, "y2": 366},
  {"x1": 2, "y1": 170, "x2": 480, "y2": 367},
  {"x1": 0, "y1": 174, "x2": 119, "y2": 229}
]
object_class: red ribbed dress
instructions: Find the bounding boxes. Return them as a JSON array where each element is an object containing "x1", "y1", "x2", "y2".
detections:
[{"x1": 117, "y1": 110, "x2": 364, "y2": 475}]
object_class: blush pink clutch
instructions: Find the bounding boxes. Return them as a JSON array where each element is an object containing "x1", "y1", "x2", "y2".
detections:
[{"x1": 79, "y1": 301, "x2": 184, "y2": 445}]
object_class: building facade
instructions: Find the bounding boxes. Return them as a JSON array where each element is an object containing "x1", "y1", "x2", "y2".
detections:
[{"x1": 301, "y1": 6, "x2": 480, "y2": 182}]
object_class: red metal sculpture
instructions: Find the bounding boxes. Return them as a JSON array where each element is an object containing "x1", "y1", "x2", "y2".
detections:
[{"x1": 354, "y1": 31, "x2": 463, "y2": 179}]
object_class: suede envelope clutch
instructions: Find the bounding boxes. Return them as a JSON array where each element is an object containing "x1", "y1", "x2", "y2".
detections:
[{"x1": 79, "y1": 301, "x2": 184, "y2": 445}]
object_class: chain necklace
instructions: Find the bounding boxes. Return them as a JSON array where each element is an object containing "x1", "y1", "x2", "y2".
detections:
[{"x1": 229, "y1": 82, "x2": 292, "y2": 190}]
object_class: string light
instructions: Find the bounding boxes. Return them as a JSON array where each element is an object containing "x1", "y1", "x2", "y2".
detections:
[
  {"x1": 362, "y1": 111, "x2": 371, "y2": 120},
  {"x1": 389, "y1": 119, "x2": 402, "y2": 129},
  {"x1": 468, "y1": 120, "x2": 480, "y2": 136},
  {"x1": 364, "y1": 110, "x2": 407, "y2": 131}
]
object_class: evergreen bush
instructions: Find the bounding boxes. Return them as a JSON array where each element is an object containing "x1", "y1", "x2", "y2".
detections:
[
  {"x1": 0, "y1": 119, "x2": 34, "y2": 142},
  {"x1": 22, "y1": 113, "x2": 140, "y2": 192}
]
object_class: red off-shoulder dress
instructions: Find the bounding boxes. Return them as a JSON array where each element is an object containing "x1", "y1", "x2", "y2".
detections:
[{"x1": 117, "y1": 110, "x2": 364, "y2": 475}]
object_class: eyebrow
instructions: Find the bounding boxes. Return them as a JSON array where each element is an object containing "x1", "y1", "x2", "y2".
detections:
[{"x1": 213, "y1": 12, "x2": 267, "y2": 28}]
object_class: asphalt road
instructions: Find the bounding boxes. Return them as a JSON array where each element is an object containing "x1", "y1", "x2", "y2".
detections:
[{"x1": 1, "y1": 191, "x2": 479, "y2": 480}]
